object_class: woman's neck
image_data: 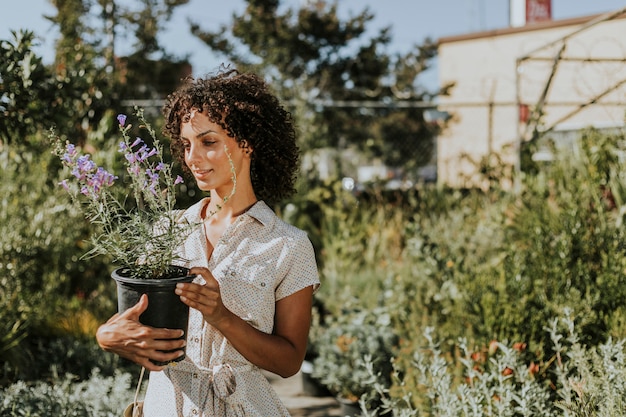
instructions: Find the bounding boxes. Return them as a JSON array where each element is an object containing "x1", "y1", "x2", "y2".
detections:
[{"x1": 203, "y1": 189, "x2": 257, "y2": 223}]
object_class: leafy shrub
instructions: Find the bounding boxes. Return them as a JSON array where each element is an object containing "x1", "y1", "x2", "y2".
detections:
[
  {"x1": 385, "y1": 128, "x2": 626, "y2": 358},
  {"x1": 307, "y1": 125, "x2": 626, "y2": 414},
  {"x1": 0, "y1": 369, "x2": 136, "y2": 417},
  {"x1": 0, "y1": 144, "x2": 120, "y2": 382},
  {"x1": 25, "y1": 336, "x2": 133, "y2": 382},
  {"x1": 0, "y1": 30, "x2": 117, "y2": 148},
  {"x1": 362, "y1": 314, "x2": 626, "y2": 416},
  {"x1": 312, "y1": 307, "x2": 398, "y2": 408}
]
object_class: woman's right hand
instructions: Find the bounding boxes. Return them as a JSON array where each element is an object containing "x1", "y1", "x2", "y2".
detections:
[{"x1": 96, "y1": 294, "x2": 186, "y2": 371}]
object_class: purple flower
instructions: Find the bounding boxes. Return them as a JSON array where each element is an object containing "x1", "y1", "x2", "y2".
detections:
[
  {"x1": 78, "y1": 167, "x2": 117, "y2": 196},
  {"x1": 125, "y1": 153, "x2": 138, "y2": 164},
  {"x1": 146, "y1": 169, "x2": 160, "y2": 184},
  {"x1": 131, "y1": 137, "x2": 143, "y2": 148},
  {"x1": 59, "y1": 180, "x2": 70, "y2": 191},
  {"x1": 117, "y1": 114, "x2": 127, "y2": 127},
  {"x1": 62, "y1": 143, "x2": 78, "y2": 165},
  {"x1": 129, "y1": 165, "x2": 141, "y2": 176},
  {"x1": 133, "y1": 145, "x2": 158, "y2": 163},
  {"x1": 66, "y1": 143, "x2": 77, "y2": 155},
  {"x1": 71, "y1": 167, "x2": 83, "y2": 180},
  {"x1": 76, "y1": 155, "x2": 96, "y2": 174},
  {"x1": 93, "y1": 167, "x2": 117, "y2": 188},
  {"x1": 174, "y1": 175, "x2": 184, "y2": 185}
]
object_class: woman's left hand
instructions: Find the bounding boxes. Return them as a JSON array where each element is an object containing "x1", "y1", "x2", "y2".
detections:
[{"x1": 176, "y1": 266, "x2": 232, "y2": 327}]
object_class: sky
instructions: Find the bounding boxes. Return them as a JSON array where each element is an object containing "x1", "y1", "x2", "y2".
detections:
[{"x1": 2, "y1": 0, "x2": 625, "y2": 88}]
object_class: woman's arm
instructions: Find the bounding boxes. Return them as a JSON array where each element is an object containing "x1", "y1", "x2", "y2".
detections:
[
  {"x1": 176, "y1": 266, "x2": 314, "y2": 377},
  {"x1": 95, "y1": 294, "x2": 188, "y2": 371}
]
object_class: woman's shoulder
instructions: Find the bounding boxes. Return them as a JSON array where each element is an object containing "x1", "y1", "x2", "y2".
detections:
[
  {"x1": 274, "y1": 216, "x2": 309, "y2": 240},
  {"x1": 253, "y1": 201, "x2": 309, "y2": 239}
]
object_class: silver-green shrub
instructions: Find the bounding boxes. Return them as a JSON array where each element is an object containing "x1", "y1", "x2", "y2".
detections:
[
  {"x1": 360, "y1": 314, "x2": 626, "y2": 417},
  {"x1": 0, "y1": 369, "x2": 135, "y2": 417}
]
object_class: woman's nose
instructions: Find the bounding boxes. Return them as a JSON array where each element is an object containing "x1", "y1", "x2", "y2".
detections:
[{"x1": 185, "y1": 143, "x2": 201, "y2": 166}]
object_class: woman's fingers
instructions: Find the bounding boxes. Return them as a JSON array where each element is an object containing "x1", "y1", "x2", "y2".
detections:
[
  {"x1": 189, "y1": 266, "x2": 218, "y2": 285},
  {"x1": 175, "y1": 279, "x2": 230, "y2": 326},
  {"x1": 120, "y1": 334, "x2": 187, "y2": 370},
  {"x1": 120, "y1": 294, "x2": 149, "y2": 321},
  {"x1": 150, "y1": 327, "x2": 186, "y2": 340},
  {"x1": 97, "y1": 307, "x2": 187, "y2": 368}
]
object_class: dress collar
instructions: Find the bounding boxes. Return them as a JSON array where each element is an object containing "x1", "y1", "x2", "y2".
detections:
[{"x1": 181, "y1": 198, "x2": 274, "y2": 227}]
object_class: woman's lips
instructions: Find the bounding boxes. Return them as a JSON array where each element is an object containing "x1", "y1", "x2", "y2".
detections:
[{"x1": 192, "y1": 169, "x2": 211, "y2": 179}]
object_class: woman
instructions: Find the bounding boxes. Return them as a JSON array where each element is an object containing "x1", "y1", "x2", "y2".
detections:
[{"x1": 96, "y1": 68, "x2": 320, "y2": 416}]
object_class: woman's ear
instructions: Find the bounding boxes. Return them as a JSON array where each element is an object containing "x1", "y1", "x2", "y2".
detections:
[{"x1": 241, "y1": 140, "x2": 253, "y2": 155}]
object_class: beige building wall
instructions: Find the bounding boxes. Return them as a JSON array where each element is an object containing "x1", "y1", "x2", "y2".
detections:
[{"x1": 437, "y1": 11, "x2": 626, "y2": 188}]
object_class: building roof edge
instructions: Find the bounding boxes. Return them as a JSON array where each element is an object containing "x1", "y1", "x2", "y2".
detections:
[{"x1": 438, "y1": 11, "x2": 625, "y2": 45}]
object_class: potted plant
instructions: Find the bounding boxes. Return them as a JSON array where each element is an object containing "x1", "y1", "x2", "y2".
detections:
[
  {"x1": 311, "y1": 307, "x2": 398, "y2": 415},
  {"x1": 50, "y1": 109, "x2": 224, "y2": 364}
]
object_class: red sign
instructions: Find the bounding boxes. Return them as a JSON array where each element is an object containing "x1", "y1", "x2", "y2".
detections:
[
  {"x1": 519, "y1": 103, "x2": 530, "y2": 123},
  {"x1": 526, "y1": 0, "x2": 552, "y2": 24}
]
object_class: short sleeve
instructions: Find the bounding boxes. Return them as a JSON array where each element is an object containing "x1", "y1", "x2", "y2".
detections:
[{"x1": 275, "y1": 232, "x2": 320, "y2": 301}]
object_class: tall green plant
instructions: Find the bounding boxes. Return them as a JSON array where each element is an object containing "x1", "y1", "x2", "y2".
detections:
[
  {"x1": 500, "y1": 129, "x2": 626, "y2": 349},
  {"x1": 310, "y1": 182, "x2": 409, "y2": 315}
]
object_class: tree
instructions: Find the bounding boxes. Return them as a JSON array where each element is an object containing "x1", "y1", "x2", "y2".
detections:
[
  {"x1": 47, "y1": 0, "x2": 192, "y2": 102},
  {"x1": 0, "y1": 29, "x2": 111, "y2": 148},
  {"x1": 111, "y1": 0, "x2": 193, "y2": 98},
  {"x1": 189, "y1": 0, "x2": 441, "y2": 180}
]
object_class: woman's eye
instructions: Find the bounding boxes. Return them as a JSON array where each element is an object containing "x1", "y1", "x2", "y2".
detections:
[{"x1": 203, "y1": 140, "x2": 216, "y2": 146}]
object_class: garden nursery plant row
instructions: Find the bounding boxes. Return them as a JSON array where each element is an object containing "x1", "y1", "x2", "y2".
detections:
[{"x1": 3, "y1": 125, "x2": 626, "y2": 416}]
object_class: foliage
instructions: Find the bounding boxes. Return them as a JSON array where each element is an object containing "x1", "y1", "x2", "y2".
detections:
[
  {"x1": 359, "y1": 314, "x2": 626, "y2": 417},
  {"x1": 306, "y1": 125, "x2": 626, "y2": 412},
  {"x1": 0, "y1": 145, "x2": 112, "y2": 382},
  {"x1": 367, "y1": 127, "x2": 626, "y2": 358},
  {"x1": 302, "y1": 181, "x2": 410, "y2": 312},
  {"x1": 311, "y1": 307, "x2": 398, "y2": 407},
  {"x1": 5, "y1": 4, "x2": 626, "y2": 413},
  {"x1": 0, "y1": 1, "x2": 191, "y2": 149},
  {"x1": 0, "y1": 29, "x2": 118, "y2": 148},
  {"x1": 0, "y1": 30, "x2": 50, "y2": 145},
  {"x1": 0, "y1": 277, "x2": 29, "y2": 385},
  {"x1": 0, "y1": 369, "x2": 136, "y2": 417},
  {"x1": 45, "y1": 0, "x2": 191, "y2": 100},
  {"x1": 50, "y1": 109, "x2": 200, "y2": 279},
  {"x1": 494, "y1": 129, "x2": 626, "y2": 351},
  {"x1": 33, "y1": 335, "x2": 130, "y2": 379}
]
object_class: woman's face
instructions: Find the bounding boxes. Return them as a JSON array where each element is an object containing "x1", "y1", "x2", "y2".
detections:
[{"x1": 180, "y1": 110, "x2": 249, "y2": 193}]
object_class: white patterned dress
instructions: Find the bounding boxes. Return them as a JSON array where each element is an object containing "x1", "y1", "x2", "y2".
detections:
[{"x1": 142, "y1": 199, "x2": 320, "y2": 416}]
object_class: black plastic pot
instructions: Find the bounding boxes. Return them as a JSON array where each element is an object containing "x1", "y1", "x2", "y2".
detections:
[{"x1": 111, "y1": 266, "x2": 196, "y2": 365}]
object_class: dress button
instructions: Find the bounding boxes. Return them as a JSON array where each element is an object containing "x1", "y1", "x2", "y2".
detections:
[
  {"x1": 194, "y1": 337, "x2": 200, "y2": 343},
  {"x1": 260, "y1": 282, "x2": 266, "y2": 287},
  {"x1": 230, "y1": 270, "x2": 236, "y2": 277},
  {"x1": 192, "y1": 409, "x2": 198, "y2": 415},
  {"x1": 192, "y1": 373, "x2": 198, "y2": 378}
]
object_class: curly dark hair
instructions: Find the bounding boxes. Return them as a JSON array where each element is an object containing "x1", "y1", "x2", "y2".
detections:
[{"x1": 162, "y1": 68, "x2": 299, "y2": 205}]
